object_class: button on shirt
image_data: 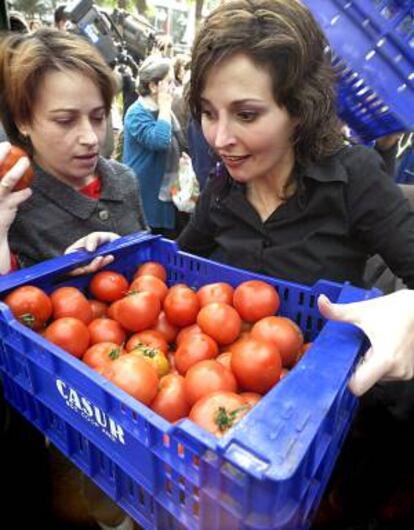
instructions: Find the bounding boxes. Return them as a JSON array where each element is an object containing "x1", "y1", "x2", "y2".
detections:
[{"x1": 178, "y1": 145, "x2": 414, "y2": 288}]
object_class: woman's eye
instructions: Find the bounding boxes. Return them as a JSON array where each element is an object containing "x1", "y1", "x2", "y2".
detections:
[
  {"x1": 55, "y1": 119, "x2": 73, "y2": 125},
  {"x1": 91, "y1": 116, "x2": 106, "y2": 123},
  {"x1": 238, "y1": 111, "x2": 257, "y2": 122},
  {"x1": 201, "y1": 109, "x2": 214, "y2": 119}
]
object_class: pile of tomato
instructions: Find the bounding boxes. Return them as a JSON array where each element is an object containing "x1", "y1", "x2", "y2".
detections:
[{"x1": 3, "y1": 261, "x2": 311, "y2": 437}]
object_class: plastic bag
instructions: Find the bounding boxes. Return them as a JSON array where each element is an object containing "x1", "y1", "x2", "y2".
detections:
[{"x1": 171, "y1": 153, "x2": 200, "y2": 213}]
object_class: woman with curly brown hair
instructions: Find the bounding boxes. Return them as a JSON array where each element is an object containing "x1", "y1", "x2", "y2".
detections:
[
  {"x1": 178, "y1": 0, "x2": 414, "y2": 289},
  {"x1": 177, "y1": 1, "x2": 414, "y2": 527}
]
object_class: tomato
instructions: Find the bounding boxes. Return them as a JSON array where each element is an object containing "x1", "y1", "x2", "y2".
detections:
[
  {"x1": 89, "y1": 299, "x2": 108, "y2": 319},
  {"x1": 50, "y1": 286, "x2": 92, "y2": 324},
  {"x1": 126, "y1": 330, "x2": 168, "y2": 354},
  {"x1": 103, "y1": 354, "x2": 159, "y2": 405},
  {"x1": 88, "y1": 318, "x2": 126, "y2": 346},
  {"x1": 233, "y1": 280, "x2": 280, "y2": 323},
  {"x1": 240, "y1": 392, "x2": 262, "y2": 407},
  {"x1": 82, "y1": 342, "x2": 124, "y2": 372},
  {"x1": 129, "y1": 275, "x2": 168, "y2": 303},
  {"x1": 196, "y1": 282, "x2": 234, "y2": 307},
  {"x1": 174, "y1": 333, "x2": 219, "y2": 375},
  {"x1": 150, "y1": 374, "x2": 190, "y2": 422},
  {"x1": 130, "y1": 345, "x2": 170, "y2": 377},
  {"x1": 113, "y1": 291, "x2": 161, "y2": 332},
  {"x1": 175, "y1": 323, "x2": 203, "y2": 347},
  {"x1": 0, "y1": 145, "x2": 33, "y2": 190},
  {"x1": 189, "y1": 391, "x2": 249, "y2": 437},
  {"x1": 89, "y1": 271, "x2": 129, "y2": 302},
  {"x1": 149, "y1": 311, "x2": 179, "y2": 344},
  {"x1": 216, "y1": 351, "x2": 232, "y2": 371},
  {"x1": 251, "y1": 316, "x2": 304, "y2": 368},
  {"x1": 231, "y1": 336, "x2": 282, "y2": 393},
  {"x1": 107, "y1": 300, "x2": 119, "y2": 320},
  {"x1": 197, "y1": 302, "x2": 241, "y2": 345},
  {"x1": 133, "y1": 261, "x2": 167, "y2": 282},
  {"x1": 184, "y1": 360, "x2": 237, "y2": 406},
  {"x1": 163, "y1": 287, "x2": 200, "y2": 327},
  {"x1": 44, "y1": 317, "x2": 90, "y2": 358},
  {"x1": 4, "y1": 285, "x2": 52, "y2": 330}
]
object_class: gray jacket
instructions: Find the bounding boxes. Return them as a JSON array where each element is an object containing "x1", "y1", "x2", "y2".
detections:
[{"x1": 10, "y1": 157, "x2": 148, "y2": 268}]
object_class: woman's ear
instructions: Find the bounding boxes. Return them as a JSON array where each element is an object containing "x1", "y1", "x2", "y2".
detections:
[{"x1": 149, "y1": 80, "x2": 158, "y2": 96}]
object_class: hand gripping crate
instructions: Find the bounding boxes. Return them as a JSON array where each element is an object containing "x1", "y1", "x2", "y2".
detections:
[
  {"x1": 0, "y1": 233, "x2": 380, "y2": 530},
  {"x1": 303, "y1": 0, "x2": 414, "y2": 142}
]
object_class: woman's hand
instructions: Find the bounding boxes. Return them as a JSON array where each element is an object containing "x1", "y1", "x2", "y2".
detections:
[
  {"x1": 0, "y1": 142, "x2": 32, "y2": 236},
  {"x1": 318, "y1": 291, "x2": 414, "y2": 396},
  {"x1": 64, "y1": 231, "x2": 120, "y2": 276}
]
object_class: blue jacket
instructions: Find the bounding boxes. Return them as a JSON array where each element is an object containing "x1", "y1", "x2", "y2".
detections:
[{"x1": 123, "y1": 101, "x2": 176, "y2": 229}]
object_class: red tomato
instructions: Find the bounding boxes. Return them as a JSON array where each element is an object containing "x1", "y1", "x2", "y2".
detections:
[
  {"x1": 50, "y1": 286, "x2": 92, "y2": 324},
  {"x1": 44, "y1": 317, "x2": 90, "y2": 358},
  {"x1": 104, "y1": 354, "x2": 159, "y2": 405},
  {"x1": 251, "y1": 316, "x2": 304, "y2": 368},
  {"x1": 4, "y1": 285, "x2": 52, "y2": 330},
  {"x1": 197, "y1": 302, "x2": 241, "y2": 345},
  {"x1": 175, "y1": 324, "x2": 203, "y2": 347},
  {"x1": 189, "y1": 391, "x2": 249, "y2": 437},
  {"x1": 240, "y1": 392, "x2": 262, "y2": 407},
  {"x1": 233, "y1": 280, "x2": 280, "y2": 323},
  {"x1": 129, "y1": 275, "x2": 168, "y2": 303},
  {"x1": 113, "y1": 291, "x2": 161, "y2": 332},
  {"x1": 89, "y1": 299, "x2": 108, "y2": 319},
  {"x1": 126, "y1": 329, "x2": 169, "y2": 354},
  {"x1": 163, "y1": 287, "x2": 200, "y2": 327},
  {"x1": 133, "y1": 261, "x2": 167, "y2": 282},
  {"x1": 82, "y1": 342, "x2": 124, "y2": 372},
  {"x1": 149, "y1": 311, "x2": 179, "y2": 344},
  {"x1": 197, "y1": 282, "x2": 234, "y2": 307},
  {"x1": 150, "y1": 373, "x2": 190, "y2": 422},
  {"x1": 216, "y1": 351, "x2": 232, "y2": 371},
  {"x1": 0, "y1": 145, "x2": 33, "y2": 190},
  {"x1": 89, "y1": 271, "x2": 129, "y2": 302},
  {"x1": 88, "y1": 318, "x2": 126, "y2": 346},
  {"x1": 174, "y1": 333, "x2": 219, "y2": 375},
  {"x1": 184, "y1": 360, "x2": 237, "y2": 406},
  {"x1": 231, "y1": 336, "x2": 282, "y2": 393},
  {"x1": 107, "y1": 300, "x2": 119, "y2": 320}
]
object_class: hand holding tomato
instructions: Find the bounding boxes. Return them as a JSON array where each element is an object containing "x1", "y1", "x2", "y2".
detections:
[
  {"x1": 0, "y1": 143, "x2": 32, "y2": 240},
  {"x1": 318, "y1": 291, "x2": 414, "y2": 396}
]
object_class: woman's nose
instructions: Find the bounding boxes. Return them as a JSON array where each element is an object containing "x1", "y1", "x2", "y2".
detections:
[
  {"x1": 212, "y1": 119, "x2": 236, "y2": 150},
  {"x1": 79, "y1": 119, "x2": 99, "y2": 146}
]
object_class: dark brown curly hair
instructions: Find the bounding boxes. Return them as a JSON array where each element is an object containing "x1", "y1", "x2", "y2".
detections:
[{"x1": 189, "y1": 0, "x2": 344, "y2": 166}]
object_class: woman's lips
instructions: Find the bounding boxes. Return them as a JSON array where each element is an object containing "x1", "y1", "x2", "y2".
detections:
[{"x1": 221, "y1": 154, "x2": 250, "y2": 168}]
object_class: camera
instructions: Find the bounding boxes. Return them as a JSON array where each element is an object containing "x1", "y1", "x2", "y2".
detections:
[{"x1": 65, "y1": 0, "x2": 155, "y2": 75}]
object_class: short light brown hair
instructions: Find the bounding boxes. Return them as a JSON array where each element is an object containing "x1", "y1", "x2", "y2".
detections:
[
  {"x1": 0, "y1": 28, "x2": 117, "y2": 150},
  {"x1": 189, "y1": 0, "x2": 344, "y2": 165}
]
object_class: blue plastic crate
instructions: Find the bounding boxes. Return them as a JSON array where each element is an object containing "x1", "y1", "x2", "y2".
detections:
[
  {"x1": 303, "y1": 0, "x2": 414, "y2": 141},
  {"x1": 0, "y1": 233, "x2": 380, "y2": 530}
]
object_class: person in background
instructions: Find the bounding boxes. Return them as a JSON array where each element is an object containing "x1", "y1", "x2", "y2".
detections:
[
  {"x1": 54, "y1": 4, "x2": 70, "y2": 31},
  {"x1": 0, "y1": 28, "x2": 148, "y2": 530},
  {"x1": 176, "y1": 0, "x2": 414, "y2": 527},
  {"x1": 123, "y1": 56, "x2": 187, "y2": 238}
]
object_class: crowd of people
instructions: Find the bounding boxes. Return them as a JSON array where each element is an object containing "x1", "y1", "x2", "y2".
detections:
[{"x1": 0, "y1": 1, "x2": 414, "y2": 529}]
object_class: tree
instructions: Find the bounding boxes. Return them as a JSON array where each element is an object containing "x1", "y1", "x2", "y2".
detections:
[{"x1": 14, "y1": 0, "x2": 47, "y2": 17}]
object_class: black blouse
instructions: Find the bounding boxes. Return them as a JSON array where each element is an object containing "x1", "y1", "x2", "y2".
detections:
[{"x1": 178, "y1": 145, "x2": 414, "y2": 288}]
